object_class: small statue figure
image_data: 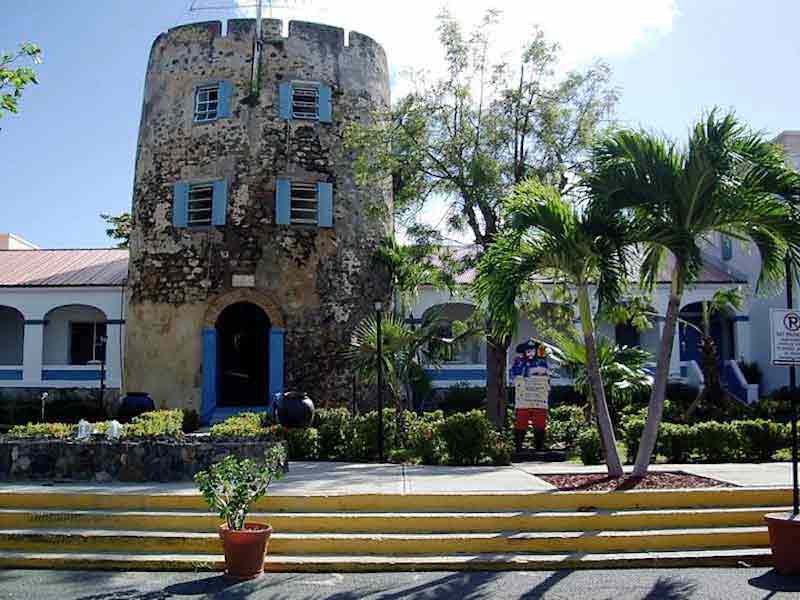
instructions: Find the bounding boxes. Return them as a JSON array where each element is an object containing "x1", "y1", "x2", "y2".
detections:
[{"x1": 509, "y1": 340, "x2": 550, "y2": 452}]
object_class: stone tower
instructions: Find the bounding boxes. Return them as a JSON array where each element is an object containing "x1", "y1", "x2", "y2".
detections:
[{"x1": 124, "y1": 19, "x2": 392, "y2": 423}]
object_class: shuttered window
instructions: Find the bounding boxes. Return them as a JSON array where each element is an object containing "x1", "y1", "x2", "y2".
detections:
[
  {"x1": 279, "y1": 81, "x2": 332, "y2": 123},
  {"x1": 193, "y1": 81, "x2": 233, "y2": 123},
  {"x1": 173, "y1": 179, "x2": 228, "y2": 228},
  {"x1": 275, "y1": 178, "x2": 333, "y2": 227},
  {"x1": 187, "y1": 184, "x2": 214, "y2": 226}
]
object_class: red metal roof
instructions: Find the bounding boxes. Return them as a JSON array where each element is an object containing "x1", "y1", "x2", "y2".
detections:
[{"x1": 0, "y1": 249, "x2": 128, "y2": 287}]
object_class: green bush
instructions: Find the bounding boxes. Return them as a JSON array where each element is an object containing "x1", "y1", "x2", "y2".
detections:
[
  {"x1": 753, "y1": 389, "x2": 798, "y2": 423},
  {"x1": 6, "y1": 422, "x2": 75, "y2": 439},
  {"x1": 658, "y1": 422, "x2": 693, "y2": 463},
  {"x1": 439, "y1": 409, "x2": 491, "y2": 465},
  {"x1": 285, "y1": 427, "x2": 320, "y2": 460},
  {"x1": 735, "y1": 419, "x2": 789, "y2": 462},
  {"x1": 486, "y1": 429, "x2": 513, "y2": 466},
  {"x1": 123, "y1": 410, "x2": 184, "y2": 439},
  {"x1": 182, "y1": 409, "x2": 200, "y2": 434},
  {"x1": 350, "y1": 408, "x2": 397, "y2": 460},
  {"x1": 577, "y1": 428, "x2": 603, "y2": 465},
  {"x1": 313, "y1": 408, "x2": 353, "y2": 460},
  {"x1": 620, "y1": 416, "x2": 645, "y2": 461},
  {"x1": 547, "y1": 405, "x2": 587, "y2": 448},
  {"x1": 209, "y1": 413, "x2": 264, "y2": 439},
  {"x1": 691, "y1": 421, "x2": 742, "y2": 462},
  {"x1": 405, "y1": 411, "x2": 446, "y2": 465}
]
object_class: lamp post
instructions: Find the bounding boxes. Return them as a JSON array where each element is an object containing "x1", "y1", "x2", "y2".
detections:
[{"x1": 374, "y1": 301, "x2": 384, "y2": 463}]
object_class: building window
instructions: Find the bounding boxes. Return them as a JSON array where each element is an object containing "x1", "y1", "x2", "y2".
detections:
[
  {"x1": 194, "y1": 84, "x2": 219, "y2": 122},
  {"x1": 279, "y1": 82, "x2": 332, "y2": 123},
  {"x1": 721, "y1": 234, "x2": 733, "y2": 261},
  {"x1": 291, "y1": 84, "x2": 319, "y2": 120},
  {"x1": 275, "y1": 178, "x2": 333, "y2": 227},
  {"x1": 290, "y1": 182, "x2": 318, "y2": 225},
  {"x1": 69, "y1": 322, "x2": 107, "y2": 365},
  {"x1": 173, "y1": 179, "x2": 228, "y2": 228},
  {"x1": 187, "y1": 184, "x2": 214, "y2": 227}
]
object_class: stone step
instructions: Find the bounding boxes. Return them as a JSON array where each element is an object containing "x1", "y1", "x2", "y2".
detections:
[
  {"x1": 0, "y1": 487, "x2": 792, "y2": 512},
  {"x1": 0, "y1": 526, "x2": 770, "y2": 555},
  {"x1": 0, "y1": 505, "x2": 784, "y2": 533},
  {"x1": 0, "y1": 547, "x2": 773, "y2": 572}
]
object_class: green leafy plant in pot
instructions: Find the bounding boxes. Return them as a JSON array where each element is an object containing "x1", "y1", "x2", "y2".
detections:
[{"x1": 195, "y1": 445, "x2": 286, "y2": 580}]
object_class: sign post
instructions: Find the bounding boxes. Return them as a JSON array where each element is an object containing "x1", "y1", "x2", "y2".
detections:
[{"x1": 771, "y1": 305, "x2": 800, "y2": 517}]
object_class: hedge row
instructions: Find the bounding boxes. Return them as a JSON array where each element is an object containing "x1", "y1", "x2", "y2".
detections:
[
  {"x1": 257, "y1": 408, "x2": 512, "y2": 466},
  {"x1": 7, "y1": 410, "x2": 188, "y2": 441},
  {"x1": 620, "y1": 417, "x2": 791, "y2": 463}
]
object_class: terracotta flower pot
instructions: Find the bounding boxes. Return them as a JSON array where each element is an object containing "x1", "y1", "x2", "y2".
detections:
[
  {"x1": 218, "y1": 522, "x2": 273, "y2": 580},
  {"x1": 765, "y1": 512, "x2": 800, "y2": 575}
]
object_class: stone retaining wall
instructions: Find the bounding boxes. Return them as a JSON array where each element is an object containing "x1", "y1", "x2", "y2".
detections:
[{"x1": 0, "y1": 436, "x2": 287, "y2": 482}]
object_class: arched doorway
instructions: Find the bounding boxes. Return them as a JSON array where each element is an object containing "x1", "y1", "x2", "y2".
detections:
[
  {"x1": 216, "y1": 302, "x2": 270, "y2": 406},
  {"x1": 679, "y1": 301, "x2": 735, "y2": 363}
]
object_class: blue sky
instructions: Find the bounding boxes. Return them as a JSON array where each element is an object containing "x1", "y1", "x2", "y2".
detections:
[{"x1": 1, "y1": 1, "x2": 799, "y2": 249}]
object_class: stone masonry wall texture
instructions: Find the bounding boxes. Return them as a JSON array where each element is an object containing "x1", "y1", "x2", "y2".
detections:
[{"x1": 125, "y1": 19, "x2": 392, "y2": 411}]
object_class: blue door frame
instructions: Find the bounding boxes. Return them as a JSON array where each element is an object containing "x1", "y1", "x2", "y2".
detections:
[{"x1": 201, "y1": 326, "x2": 285, "y2": 425}]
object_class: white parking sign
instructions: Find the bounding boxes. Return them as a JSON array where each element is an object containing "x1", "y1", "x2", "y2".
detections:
[{"x1": 771, "y1": 308, "x2": 800, "y2": 366}]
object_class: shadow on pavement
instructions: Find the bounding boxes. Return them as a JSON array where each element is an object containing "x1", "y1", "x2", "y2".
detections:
[
  {"x1": 748, "y1": 570, "x2": 800, "y2": 596},
  {"x1": 642, "y1": 577, "x2": 697, "y2": 600}
]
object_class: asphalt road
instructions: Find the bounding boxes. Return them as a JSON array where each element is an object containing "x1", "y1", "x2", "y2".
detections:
[{"x1": 0, "y1": 568, "x2": 797, "y2": 599}]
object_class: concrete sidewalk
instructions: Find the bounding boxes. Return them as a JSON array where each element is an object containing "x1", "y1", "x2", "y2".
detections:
[{"x1": 0, "y1": 461, "x2": 792, "y2": 495}]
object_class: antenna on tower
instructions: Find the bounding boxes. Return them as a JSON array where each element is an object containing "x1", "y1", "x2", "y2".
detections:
[{"x1": 188, "y1": 1, "x2": 300, "y2": 100}]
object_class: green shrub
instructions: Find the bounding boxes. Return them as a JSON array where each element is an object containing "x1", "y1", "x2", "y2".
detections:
[
  {"x1": 753, "y1": 389, "x2": 798, "y2": 423},
  {"x1": 691, "y1": 421, "x2": 742, "y2": 462},
  {"x1": 209, "y1": 413, "x2": 265, "y2": 439},
  {"x1": 405, "y1": 411, "x2": 446, "y2": 465},
  {"x1": 734, "y1": 419, "x2": 789, "y2": 462},
  {"x1": 547, "y1": 405, "x2": 587, "y2": 448},
  {"x1": 313, "y1": 408, "x2": 353, "y2": 460},
  {"x1": 621, "y1": 416, "x2": 646, "y2": 461},
  {"x1": 123, "y1": 410, "x2": 184, "y2": 439},
  {"x1": 285, "y1": 427, "x2": 320, "y2": 460},
  {"x1": 6, "y1": 422, "x2": 75, "y2": 439},
  {"x1": 439, "y1": 409, "x2": 491, "y2": 465},
  {"x1": 486, "y1": 429, "x2": 513, "y2": 466},
  {"x1": 658, "y1": 422, "x2": 693, "y2": 463},
  {"x1": 350, "y1": 408, "x2": 397, "y2": 460},
  {"x1": 195, "y1": 445, "x2": 286, "y2": 530},
  {"x1": 577, "y1": 428, "x2": 603, "y2": 465}
]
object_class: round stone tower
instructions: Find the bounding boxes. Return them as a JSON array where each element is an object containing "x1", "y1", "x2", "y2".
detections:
[{"x1": 125, "y1": 19, "x2": 392, "y2": 423}]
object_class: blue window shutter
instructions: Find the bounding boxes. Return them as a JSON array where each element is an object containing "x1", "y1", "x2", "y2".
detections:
[
  {"x1": 173, "y1": 182, "x2": 189, "y2": 228},
  {"x1": 279, "y1": 82, "x2": 292, "y2": 120},
  {"x1": 218, "y1": 81, "x2": 233, "y2": 118},
  {"x1": 212, "y1": 178, "x2": 228, "y2": 226},
  {"x1": 722, "y1": 235, "x2": 733, "y2": 261},
  {"x1": 276, "y1": 178, "x2": 291, "y2": 225},
  {"x1": 318, "y1": 84, "x2": 332, "y2": 123},
  {"x1": 317, "y1": 181, "x2": 333, "y2": 227},
  {"x1": 200, "y1": 327, "x2": 217, "y2": 425},
  {"x1": 268, "y1": 327, "x2": 285, "y2": 401}
]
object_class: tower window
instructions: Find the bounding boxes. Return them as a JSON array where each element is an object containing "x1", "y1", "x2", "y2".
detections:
[
  {"x1": 275, "y1": 178, "x2": 333, "y2": 227},
  {"x1": 291, "y1": 84, "x2": 319, "y2": 120},
  {"x1": 187, "y1": 184, "x2": 214, "y2": 226},
  {"x1": 290, "y1": 182, "x2": 318, "y2": 225},
  {"x1": 194, "y1": 84, "x2": 220, "y2": 122}
]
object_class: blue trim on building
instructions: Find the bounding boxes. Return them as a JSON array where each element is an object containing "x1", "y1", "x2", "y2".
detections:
[
  {"x1": 424, "y1": 368, "x2": 487, "y2": 381},
  {"x1": 0, "y1": 370, "x2": 23, "y2": 381},
  {"x1": 201, "y1": 327, "x2": 217, "y2": 426},
  {"x1": 24, "y1": 320, "x2": 47, "y2": 325},
  {"x1": 41, "y1": 369, "x2": 100, "y2": 381},
  {"x1": 107, "y1": 319, "x2": 126, "y2": 325},
  {"x1": 269, "y1": 327, "x2": 285, "y2": 402},
  {"x1": 731, "y1": 315, "x2": 750, "y2": 322}
]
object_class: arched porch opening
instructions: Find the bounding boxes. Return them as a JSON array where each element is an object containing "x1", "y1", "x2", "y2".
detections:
[{"x1": 0, "y1": 306, "x2": 24, "y2": 366}]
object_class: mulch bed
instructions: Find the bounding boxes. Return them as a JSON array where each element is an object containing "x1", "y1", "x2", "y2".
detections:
[{"x1": 539, "y1": 471, "x2": 734, "y2": 491}]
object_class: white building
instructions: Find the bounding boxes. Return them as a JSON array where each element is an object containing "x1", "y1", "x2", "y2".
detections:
[{"x1": 0, "y1": 248, "x2": 126, "y2": 394}]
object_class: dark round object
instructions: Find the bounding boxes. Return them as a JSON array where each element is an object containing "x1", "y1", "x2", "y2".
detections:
[
  {"x1": 516, "y1": 340, "x2": 538, "y2": 353},
  {"x1": 276, "y1": 391, "x2": 314, "y2": 428},
  {"x1": 118, "y1": 392, "x2": 156, "y2": 422}
]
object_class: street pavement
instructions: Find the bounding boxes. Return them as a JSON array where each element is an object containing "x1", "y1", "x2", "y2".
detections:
[{"x1": 0, "y1": 568, "x2": 797, "y2": 599}]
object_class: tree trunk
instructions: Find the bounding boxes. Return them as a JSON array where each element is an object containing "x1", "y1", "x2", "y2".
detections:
[
  {"x1": 486, "y1": 334, "x2": 509, "y2": 429},
  {"x1": 633, "y1": 269, "x2": 683, "y2": 477},
  {"x1": 577, "y1": 285, "x2": 623, "y2": 477}
]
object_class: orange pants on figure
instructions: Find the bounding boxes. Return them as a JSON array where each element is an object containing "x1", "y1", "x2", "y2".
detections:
[{"x1": 514, "y1": 408, "x2": 547, "y2": 451}]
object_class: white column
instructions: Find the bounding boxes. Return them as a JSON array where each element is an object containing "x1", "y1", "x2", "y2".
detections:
[
  {"x1": 668, "y1": 320, "x2": 682, "y2": 375},
  {"x1": 105, "y1": 323, "x2": 123, "y2": 387},
  {"x1": 734, "y1": 317, "x2": 750, "y2": 363},
  {"x1": 22, "y1": 321, "x2": 44, "y2": 384}
]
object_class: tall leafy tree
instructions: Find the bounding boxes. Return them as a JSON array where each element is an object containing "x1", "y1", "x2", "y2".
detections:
[
  {"x1": 346, "y1": 9, "x2": 617, "y2": 426},
  {"x1": 589, "y1": 110, "x2": 800, "y2": 476},
  {"x1": 474, "y1": 180, "x2": 633, "y2": 475},
  {"x1": 0, "y1": 42, "x2": 41, "y2": 127}
]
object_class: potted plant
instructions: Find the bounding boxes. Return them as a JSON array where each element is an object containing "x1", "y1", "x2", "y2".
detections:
[
  {"x1": 764, "y1": 512, "x2": 800, "y2": 574},
  {"x1": 195, "y1": 445, "x2": 286, "y2": 580}
]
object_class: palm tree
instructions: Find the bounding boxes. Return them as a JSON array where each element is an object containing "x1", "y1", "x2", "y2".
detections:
[
  {"x1": 474, "y1": 179, "x2": 633, "y2": 476},
  {"x1": 589, "y1": 110, "x2": 800, "y2": 476}
]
